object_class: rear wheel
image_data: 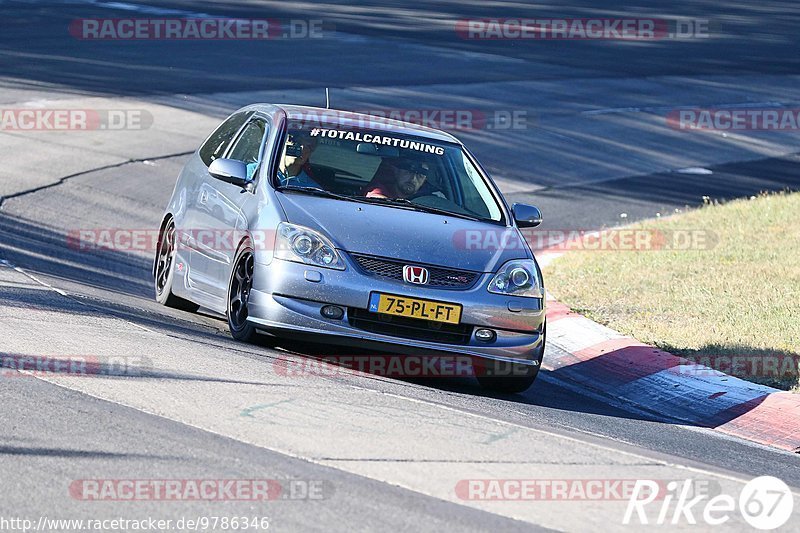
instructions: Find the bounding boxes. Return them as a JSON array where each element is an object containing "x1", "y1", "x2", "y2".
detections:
[
  {"x1": 154, "y1": 219, "x2": 199, "y2": 312},
  {"x1": 227, "y1": 244, "x2": 259, "y2": 343}
]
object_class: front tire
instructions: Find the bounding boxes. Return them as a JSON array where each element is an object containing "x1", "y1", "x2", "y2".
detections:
[
  {"x1": 227, "y1": 244, "x2": 259, "y2": 343},
  {"x1": 154, "y1": 219, "x2": 199, "y2": 312}
]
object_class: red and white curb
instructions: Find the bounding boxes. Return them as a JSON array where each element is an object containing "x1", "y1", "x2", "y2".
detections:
[{"x1": 537, "y1": 248, "x2": 800, "y2": 453}]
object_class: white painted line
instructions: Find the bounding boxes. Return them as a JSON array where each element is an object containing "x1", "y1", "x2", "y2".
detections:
[
  {"x1": 583, "y1": 101, "x2": 787, "y2": 116},
  {"x1": 675, "y1": 167, "x2": 713, "y2": 175},
  {"x1": 1, "y1": 259, "x2": 154, "y2": 330},
  {"x1": 548, "y1": 316, "x2": 626, "y2": 355},
  {"x1": 492, "y1": 176, "x2": 545, "y2": 194}
]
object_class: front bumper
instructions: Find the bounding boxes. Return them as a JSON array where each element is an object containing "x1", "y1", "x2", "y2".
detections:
[{"x1": 247, "y1": 257, "x2": 545, "y2": 365}]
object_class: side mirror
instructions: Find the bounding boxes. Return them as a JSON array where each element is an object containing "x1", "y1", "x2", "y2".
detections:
[
  {"x1": 512, "y1": 203, "x2": 542, "y2": 228},
  {"x1": 209, "y1": 158, "x2": 250, "y2": 188}
]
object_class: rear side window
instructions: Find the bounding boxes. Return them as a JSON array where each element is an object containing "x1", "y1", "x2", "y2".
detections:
[{"x1": 199, "y1": 111, "x2": 253, "y2": 166}]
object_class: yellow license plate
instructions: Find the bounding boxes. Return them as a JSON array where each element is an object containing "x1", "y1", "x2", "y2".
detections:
[{"x1": 368, "y1": 293, "x2": 462, "y2": 325}]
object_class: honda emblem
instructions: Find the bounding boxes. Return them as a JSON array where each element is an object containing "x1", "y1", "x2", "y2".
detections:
[{"x1": 403, "y1": 265, "x2": 429, "y2": 285}]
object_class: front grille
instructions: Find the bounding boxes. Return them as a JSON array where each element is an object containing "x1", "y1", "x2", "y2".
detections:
[
  {"x1": 350, "y1": 253, "x2": 479, "y2": 289},
  {"x1": 348, "y1": 308, "x2": 473, "y2": 345}
]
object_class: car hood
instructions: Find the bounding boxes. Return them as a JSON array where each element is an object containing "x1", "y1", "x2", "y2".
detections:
[{"x1": 275, "y1": 193, "x2": 530, "y2": 273}]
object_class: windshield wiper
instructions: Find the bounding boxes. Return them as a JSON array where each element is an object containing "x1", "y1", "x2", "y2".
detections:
[
  {"x1": 277, "y1": 187, "x2": 488, "y2": 222},
  {"x1": 359, "y1": 196, "x2": 484, "y2": 222},
  {"x1": 276, "y1": 185, "x2": 363, "y2": 203}
]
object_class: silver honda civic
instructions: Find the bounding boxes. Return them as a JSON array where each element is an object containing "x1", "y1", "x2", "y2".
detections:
[{"x1": 154, "y1": 104, "x2": 545, "y2": 392}]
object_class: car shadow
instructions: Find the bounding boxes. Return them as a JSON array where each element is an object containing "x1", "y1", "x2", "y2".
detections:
[
  {"x1": 0, "y1": 212, "x2": 792, "y2": 430},
  {"x1": 260, "y1": 339, "x2": 679, "y2": 423},
  {"x1": 0, "y1": 211, "x2": 153, "y2": 299},
  {"x1": 265, "y1": 331, "x2": 800, "y2": 431}
]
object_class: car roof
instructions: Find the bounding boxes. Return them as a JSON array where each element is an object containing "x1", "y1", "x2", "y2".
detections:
[{"x1": 243, "y1": 104, "x2": 462, "y2": 145}]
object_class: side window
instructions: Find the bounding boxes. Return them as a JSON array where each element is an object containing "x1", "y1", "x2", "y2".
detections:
[
  {"x1": 198, "y1": 111, "x2": 253, "y2": 166},
  {"x1": 226, "y1": 118, "x2": 269, "y2": 180},
  {"x1": 457, "y1": 152, "x2": 500, "y2": 220}
]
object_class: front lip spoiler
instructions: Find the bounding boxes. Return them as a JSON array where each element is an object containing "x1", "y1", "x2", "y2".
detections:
[{"x1": 247, "y1": 317, "x2": 542, "y2": 367}]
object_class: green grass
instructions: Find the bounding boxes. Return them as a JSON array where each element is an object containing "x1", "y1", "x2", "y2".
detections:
[{"x1": 544, "y1": 192, "x2": 800, "y2": 391}]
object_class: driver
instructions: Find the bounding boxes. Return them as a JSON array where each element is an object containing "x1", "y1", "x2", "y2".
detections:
[
  {"x1": 279, "y1": 132, "x2": 320, "y2": 188},
  {"x1": 365, "y1": 158, "x2": 430, "y2": 199}
]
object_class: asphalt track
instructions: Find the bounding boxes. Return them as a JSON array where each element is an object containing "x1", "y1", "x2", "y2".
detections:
[{"x1": 1, "y1": 1, "x2": 799, "y2": 531}]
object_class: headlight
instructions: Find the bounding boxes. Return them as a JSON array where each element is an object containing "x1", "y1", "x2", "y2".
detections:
[
  {"x1": 274, "y1": 222, "x2": 345, "y2": 270},
  {"x1": 488, "y1": 259, "x2": 543, "y2": 298}
]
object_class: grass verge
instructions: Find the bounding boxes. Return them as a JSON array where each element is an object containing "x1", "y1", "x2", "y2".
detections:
[{"x1": 543, "y1": 192, "x2": 800, "y2": 391}]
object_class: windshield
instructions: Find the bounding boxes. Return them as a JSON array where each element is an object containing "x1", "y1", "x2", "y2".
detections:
[{"x1": 275, "y1": 125, "x2": 504, "y2": 222}]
